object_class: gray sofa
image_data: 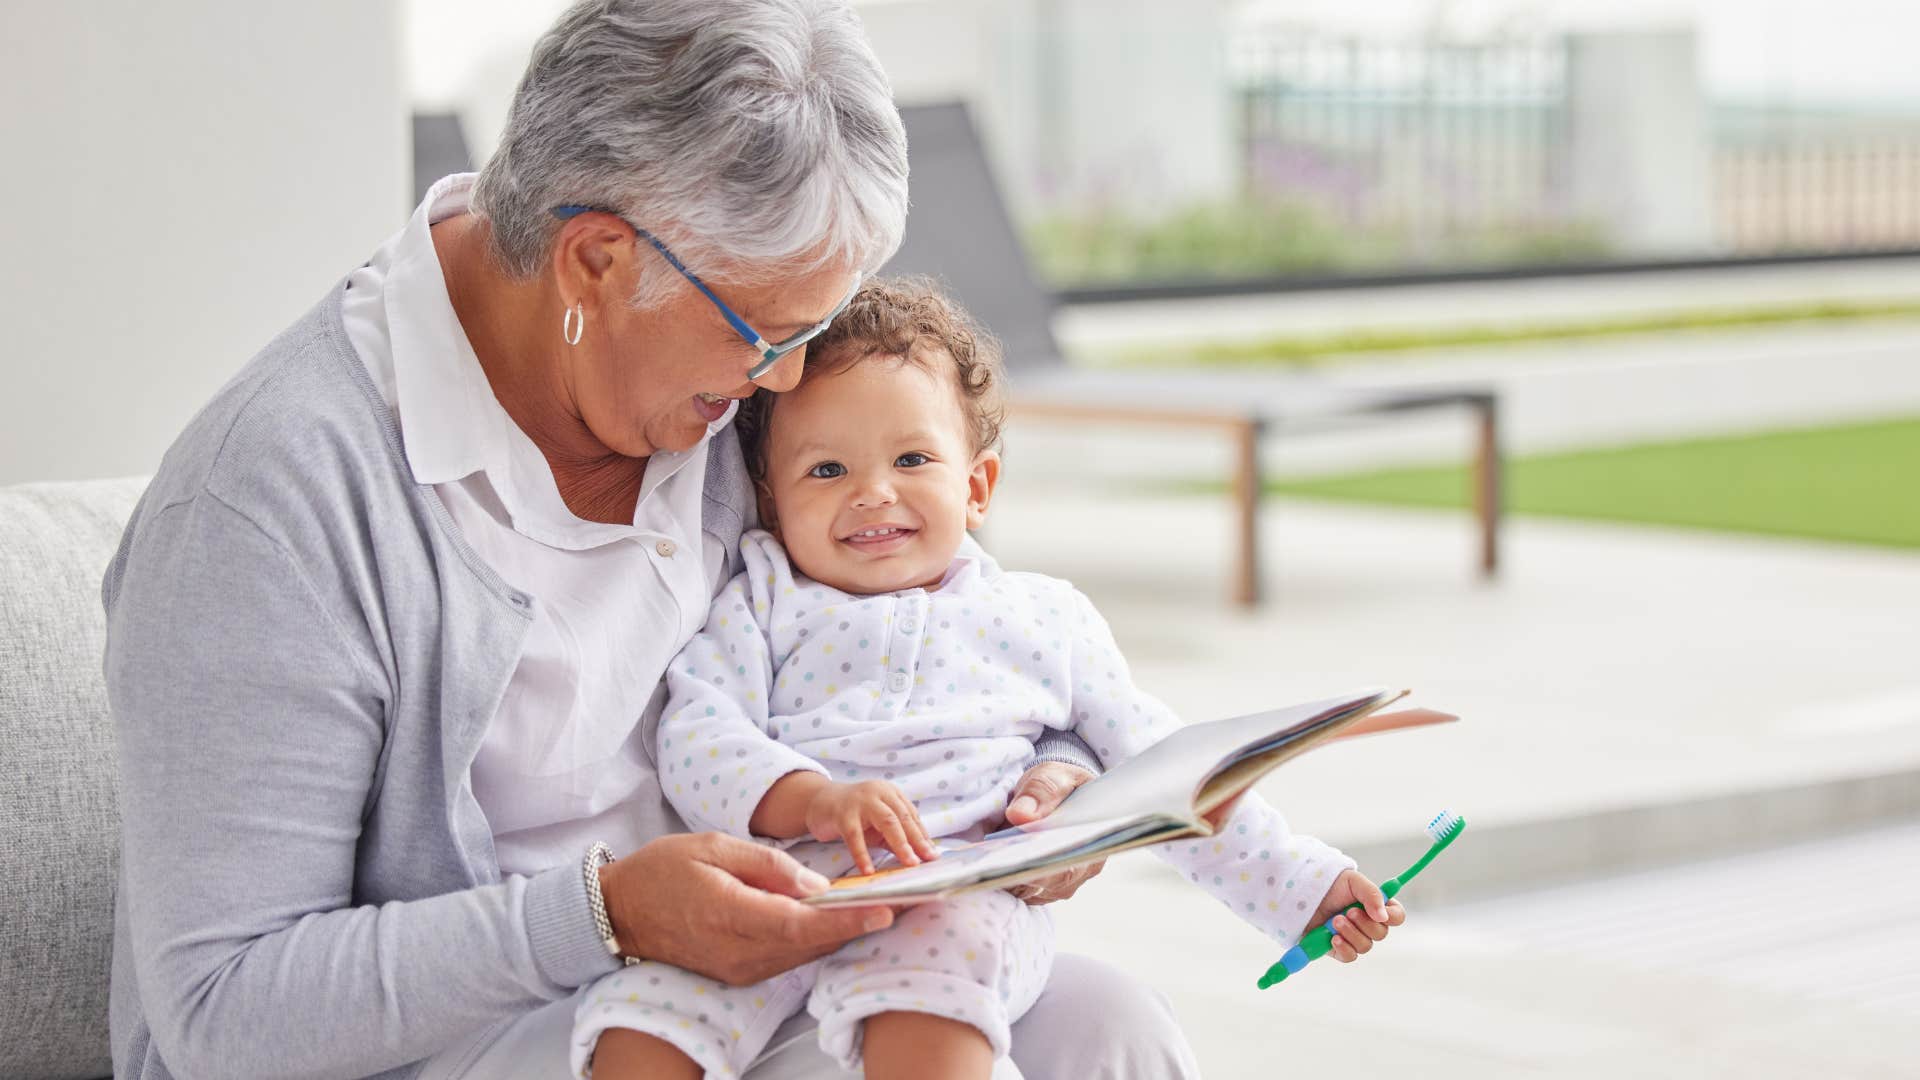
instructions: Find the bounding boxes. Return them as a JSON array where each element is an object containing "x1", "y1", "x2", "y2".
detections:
[{"x1": 2, "y1": 478, "x2": 150, "y2": 1080}]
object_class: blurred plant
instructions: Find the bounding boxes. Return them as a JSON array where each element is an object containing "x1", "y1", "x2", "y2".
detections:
[{"x1": 1024, "y1": 197, "x2": 1610, "y2": 287}]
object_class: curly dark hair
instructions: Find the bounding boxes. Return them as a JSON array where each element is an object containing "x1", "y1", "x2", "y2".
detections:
[{"x1": 735, "y1": 276, "x2": 1006, "y2": 486}]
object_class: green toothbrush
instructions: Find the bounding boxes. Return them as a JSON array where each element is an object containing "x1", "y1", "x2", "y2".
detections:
[{"x1": 1257, "y1": 809, "x2": 1465, "y2": 989}]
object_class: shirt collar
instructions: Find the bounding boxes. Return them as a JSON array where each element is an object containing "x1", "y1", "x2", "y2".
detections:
[
  {"x1": 382, "y1": 173, "x2": 736, "y2": 549},
  {"x1": 935, "y1": 546, "x2": 990, "y2": 592}
]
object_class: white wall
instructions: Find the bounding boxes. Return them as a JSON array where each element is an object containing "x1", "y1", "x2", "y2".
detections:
[
  {"x1": 1040, "y1": 0, "x2": 1236, "y2": 216},
  {"x1": 0, "y1": 2, "x2": 407, "y2": 484},
  {"x1": 858, "y1": 0, "x2": 1235, "y2": 220},
  {"x1": 1568, "y1": 29, "x2": 1713, "y2": 256},
  {"x1": 406, "y1": 0, "x2": 571, "y2": 166}
]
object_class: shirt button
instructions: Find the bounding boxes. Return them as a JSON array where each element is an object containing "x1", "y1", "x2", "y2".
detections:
[
  {"x1": 655, "y1": 539, "x2": 677, "y2": 558},
  {"x1": 901, "y1": 617, "x2": 919, "y2": 634},
  {"x1": 887, "y1": 672, "x2": 909, "y2": 693}
]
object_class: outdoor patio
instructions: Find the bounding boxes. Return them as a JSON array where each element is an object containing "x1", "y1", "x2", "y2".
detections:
[
  {"x1": 971, "y1": 252, "x2": 1920, "y2": 1076},
  {"x1": 984, "y1": 488, "x2": 1920, "y2": 1077}
]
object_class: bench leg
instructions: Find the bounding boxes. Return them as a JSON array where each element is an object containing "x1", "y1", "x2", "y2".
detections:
[
  {"x1": 1232, "y1": 420, "x2": 1263, "y2": 607},
  {"x1": 1473, "y1": 399, "x2": 1501, "y2": 576}
]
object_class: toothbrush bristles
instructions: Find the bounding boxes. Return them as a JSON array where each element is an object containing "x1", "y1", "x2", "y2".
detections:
[{"x1": 1426, "y1": 809, "x2": 1465, "y2": 842}]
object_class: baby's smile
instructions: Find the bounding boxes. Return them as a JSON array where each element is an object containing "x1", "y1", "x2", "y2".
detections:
[
  {"x1": 839, "y1": 524, "x2": 919, "y2": 553},
  {"x1": 761, "y1": 357, "x2": 997, "y2": 596}
]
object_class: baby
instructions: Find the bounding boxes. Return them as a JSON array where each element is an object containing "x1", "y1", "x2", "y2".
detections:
[{"x1": 572, "y1": 279, "x2": 1401, "y2": 1080}]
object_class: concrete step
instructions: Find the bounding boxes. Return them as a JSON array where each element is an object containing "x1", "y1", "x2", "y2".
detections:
[
  {"x1": 1334, "y1": 766, "x2": 1920, "y2": 904},
  {"x1": 1052, "y1": 821, "x2": 1920, "y2": 1078}
]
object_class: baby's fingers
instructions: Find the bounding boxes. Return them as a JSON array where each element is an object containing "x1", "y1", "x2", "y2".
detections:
[
  {"x1": 888, "y1": 792, "x2": 940, "y2": 861},
  {"x1": 1347, "y1": 909, "x2": 1391, "y2": 942},
  {"x1": 1330, "y1": 913, "x2": 1380, "y2": 957},
  {"x1": 841, "y1": 817, "x2": 876, "y2": 875},
  {"x1": 864, "y1": 804, "x2": 923, "y2": 869}
]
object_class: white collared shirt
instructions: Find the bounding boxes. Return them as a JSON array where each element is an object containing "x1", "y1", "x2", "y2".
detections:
[{"x1": 342, "y1": 173, "x2": 734, "y2": 875}]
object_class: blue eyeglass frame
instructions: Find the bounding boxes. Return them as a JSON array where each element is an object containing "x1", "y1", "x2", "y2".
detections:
[{"x1": 550, "y1": 205, "x2": 861, "y2": 380}]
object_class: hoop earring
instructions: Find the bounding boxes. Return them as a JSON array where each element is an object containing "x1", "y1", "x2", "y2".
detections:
[{"x1": 562, "y1": 302, "x2": 585, "y2": 346}]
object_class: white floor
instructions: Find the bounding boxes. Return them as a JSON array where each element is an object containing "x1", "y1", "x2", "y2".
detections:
[
  {"x1": 977, "y1": 489, "x2": 1920, "y2": 1078},
  {"x1": 1425, "y1": 820, "x2": 1920, "y2": 1021},
  {"x1": 986, "y1": 490, "x2": 1920, "y2": 849},
  {"x1": 1019, "y1": 265, "x2": 1920, "y2": 1074},
  {"x1": 1051, "y1": 826, "x2": 1920, "y2": 1079}
]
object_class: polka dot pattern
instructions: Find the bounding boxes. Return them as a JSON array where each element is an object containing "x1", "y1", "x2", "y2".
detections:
[
  {"x1": 597, "y1": 530, "x2": 1356, "y2": 1076},
  {"x1": 570, "y1": 861, "x2": 1053, "y2": 1078}
]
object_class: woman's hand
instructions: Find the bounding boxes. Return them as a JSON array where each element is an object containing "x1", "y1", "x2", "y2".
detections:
[
  {"x1": 805, "y1": 779, "x2": 941, "y2": 875},
  {"x1": 599, "y1": 832, "x2": 894, "y2": 986},
  {"x1": 1308, "y1": 869, "x2": 1407, "y2": 963},
  {"x1": 1000, "y1": 761, "x2": 1105, "y2": 906}
]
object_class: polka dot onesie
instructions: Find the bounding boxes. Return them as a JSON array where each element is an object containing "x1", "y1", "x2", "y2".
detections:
[{"x1": 570, "y1": 531, "x2": 1355, "y2": 1078}]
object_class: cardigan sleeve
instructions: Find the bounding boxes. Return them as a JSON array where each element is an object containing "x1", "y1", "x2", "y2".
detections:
[
  {"x1": 1028, "y1": 728, "x2": 1102, "y2": 774},
  {"x1": 104, "y1": 493, "x2": 615, "y2": 1080}
]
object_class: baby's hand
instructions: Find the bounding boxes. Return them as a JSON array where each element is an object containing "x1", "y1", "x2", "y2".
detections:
[
  {"x1": 1309, "y1": 869, "x2": 1407, "y2": 963},
  {"x1": 805, "y1": 780, "x2": 940, "y2": 875}
]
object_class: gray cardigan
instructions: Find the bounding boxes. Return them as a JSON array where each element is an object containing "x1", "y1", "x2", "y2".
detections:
[{"x1": 101, "y1": 283, "x2": 1095, "y2": 1080}]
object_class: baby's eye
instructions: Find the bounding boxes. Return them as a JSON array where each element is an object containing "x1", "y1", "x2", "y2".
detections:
[
  {"x1": 894, "y1": 452, "x2": 929, "y2": 468},
  {"x1": 808, "y1": 461, "x2": 847, "y2": 479}
]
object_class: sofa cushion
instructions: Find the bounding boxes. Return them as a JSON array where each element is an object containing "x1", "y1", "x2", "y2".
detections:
[{"x1": 1, "y1": 478, "x2": 148, "y2": 1080}]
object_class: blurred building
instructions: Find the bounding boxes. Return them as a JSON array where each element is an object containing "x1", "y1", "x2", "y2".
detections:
[{"x1": 855, "y1": 2, "x2": 1920, "y2": 281}]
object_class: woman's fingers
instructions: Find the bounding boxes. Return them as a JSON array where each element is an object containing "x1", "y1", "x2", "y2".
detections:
[
  {"x1": 601, "y1": 834, "x2": 894, "y2": 986},
  {"x1": 1199, "y1": 791, "x2": 1248, "y2": 831},
  {"x1": 1003, "y1": 761, "x2": 1096, "y2": 825},
  {"x1": 710, "y1": 891, "x2": 890, "y2": 984},
  {"x1": 1010, "y1": 857, "x2": 1107, "y2": 905},
  {"x1": 697, "y1": 831, "x2": 828, "y2": 897}
]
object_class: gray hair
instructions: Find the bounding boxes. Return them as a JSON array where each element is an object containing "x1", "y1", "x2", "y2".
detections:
[{"x1": 472, "y1": 0, "x2": 909, "y2": 304}]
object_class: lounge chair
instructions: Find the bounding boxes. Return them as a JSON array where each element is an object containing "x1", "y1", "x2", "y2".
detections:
[{"x1": 884, "y1": 102, "x2": 1501, "y2": 606}]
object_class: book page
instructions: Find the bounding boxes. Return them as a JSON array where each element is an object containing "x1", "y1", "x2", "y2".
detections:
[
  {"x1": 799, "y1": 687, "x2": 1416, "y2": 906},
  {"x1": 1020, "y1": 688, "x2": 1404, "y2": 834},
  {"x1": 804, "y1": 817, "x2": 1187, "y2": 906}
]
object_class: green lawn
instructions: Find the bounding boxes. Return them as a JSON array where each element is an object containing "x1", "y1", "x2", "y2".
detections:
[{"x1": 1266, "y1": 417, "x2": 1920, "y2": 550}]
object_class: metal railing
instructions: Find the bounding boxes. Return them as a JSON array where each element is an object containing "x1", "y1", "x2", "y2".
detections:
[
  {"x1": 1234, "y1": 35, "x2": 1573, "y2": 249},
  {"x1": 1716, "y1": 107, "x2": 1920, "y2": 253},
  {"x1": 1230, "y1": 31, "x2": 1920, "y2": 263}
]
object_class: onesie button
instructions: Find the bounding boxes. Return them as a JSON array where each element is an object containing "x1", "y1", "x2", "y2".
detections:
[
  {"x1": 901, "y1": 617, "x2": 919, "y2": 634},
  {"x1": 655, "y1": 539, "x2": 677, "y2": 558},
  {"x1": 887, "y1": 672, "x2": 910, "y2": 693}
]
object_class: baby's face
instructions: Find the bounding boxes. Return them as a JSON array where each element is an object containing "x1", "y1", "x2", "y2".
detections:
[{"x1": 761, "y1": 356, "x2": 998, "y2": 594}]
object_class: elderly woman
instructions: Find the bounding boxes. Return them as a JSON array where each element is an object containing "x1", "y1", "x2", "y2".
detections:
[{"x1": 102, "y1": 2, "x2": 1200, "y2": 1078}]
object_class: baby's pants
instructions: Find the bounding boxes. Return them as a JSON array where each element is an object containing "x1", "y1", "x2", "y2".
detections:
[{"x1": 570, "y1": 887, "x2": 1054, "y2": 1079}]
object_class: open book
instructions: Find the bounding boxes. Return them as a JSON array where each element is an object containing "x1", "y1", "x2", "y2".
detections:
[{"x1": 803, "y1": 687, "x2": 1453, "y2": 907}]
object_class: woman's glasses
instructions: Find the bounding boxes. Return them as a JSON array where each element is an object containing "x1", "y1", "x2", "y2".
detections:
[{"x1": 550, "y1": 205, "x2": 861, "y2": 380}]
